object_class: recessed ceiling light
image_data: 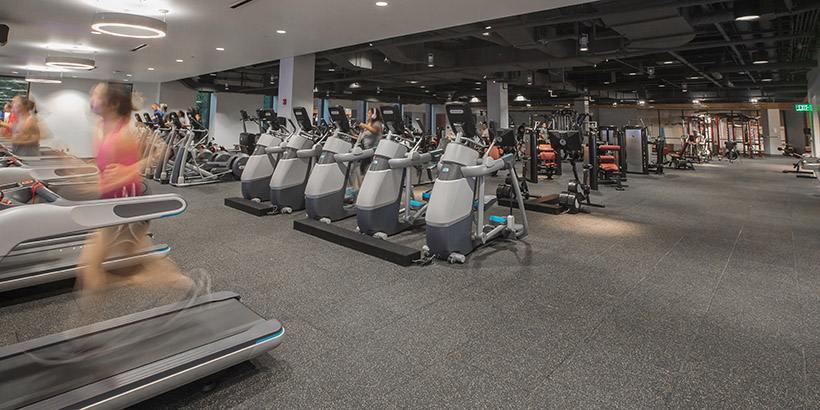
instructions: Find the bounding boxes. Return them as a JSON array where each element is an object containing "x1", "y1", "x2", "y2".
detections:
[
  {"x1": 663, "y1": 61, "x2": 675, "y2": 64},
  {"x1": 71, "y1": 75, "x2": 78, "y2": 78},
  {"x1": 485, "y1": 25, "x2": 492, "y2": 30},
  {"x1": 91, "y1": 12, "x2": 167, "y2": 39},
  {"x1": 148, "y1": 67, "x2": 155, "y2": 70},
  {"x1": 482, "y1": 32, "x2": 490, "y2": 36},
  {"x1": 123, "y1": 79, "x2": 129, "y2": 82},
  {"x1": 91, "y1": 31, "x2": 101, "y2": 35},
  {"x1": 25, "y1": 76, "x2": 62, "y2": 84},
  {"x1": 658, "y1": 84, "x2": 666, "y2": 87},
  {"x1": 628, "y1": 72, "x2": 637, "y2": 76},
  {"x1": 349, "y1": 82, "x2": 362, "y2": 89},
  {"x1": 45, "y1": 56, "x2": 96, "y2": 70},
  {"x1": 11, "y1": 71, "x2": 18, "y2": 74},
  {"x1": 276, "y1": 30, "x2": 286, "y2": 34},
  {"x1": 328, "y1": 68, "x2": 336, "y2": 72},
  {"x1": 420, "y1": 85, "x2": 425, "y2": 88},
  {"x1": 126, "y1": 73, "x2": 133, "y2": 77},
  {"x1": 475, "y1": 81, "x2": 481, "y2": 85},
  {"x1": 408, "y1": 80, "x2": 419, "y2": 84},
  {"x1": 761, "y1": 78, "x2": 773, "y2": 82},
  {"x1": 176, "y1": 59, "x2": 183, "y2": 62},
  {"x1": 475, "y1": 87, "x2": 481, "y2": 90},
  {"x1": 216, "y1": 47, "x2": 225, "y2": 51},
  {"x1": 376, "y1": 1, "x2": 388, "y2": 6}
]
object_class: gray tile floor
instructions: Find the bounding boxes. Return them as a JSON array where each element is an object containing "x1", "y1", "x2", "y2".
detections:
[{"x1": 3, "y1": 155, "x2": 820, "y2": 408}]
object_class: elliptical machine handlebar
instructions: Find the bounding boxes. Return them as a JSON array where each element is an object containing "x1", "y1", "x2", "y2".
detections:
[{"x1": 335, "y1": 147, "x2": 375, "y2": 163}]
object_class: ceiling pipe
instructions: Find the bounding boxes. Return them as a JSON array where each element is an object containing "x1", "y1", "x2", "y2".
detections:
[
  {"x1": 329, "y1": 0, "x2": 728, "y2": 56},
  {"x1": 708, "y1": 60, "x2": 818, "y2": 73},
  {"x1": 668, "y1": 51, "x2": 725, "y2": 87},
  {"x1": 314, "y1": 32, "x2": 811, "y2": 86}
]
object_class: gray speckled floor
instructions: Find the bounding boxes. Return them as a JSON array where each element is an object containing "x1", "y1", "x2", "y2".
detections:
[{"x1": 3, "y1": 155, "x2": 820, "y2": 409}]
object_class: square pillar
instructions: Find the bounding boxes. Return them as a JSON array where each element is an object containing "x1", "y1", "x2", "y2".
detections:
[
  {"x1": 277, "y1": 54, "x2": 315, "y2": 125},
  {"x1": 760, "y1": 109, "x2": 783, "y2": 155},
  {"x1": 487, "y1": 81, "x2": 509, "y2": 129}
]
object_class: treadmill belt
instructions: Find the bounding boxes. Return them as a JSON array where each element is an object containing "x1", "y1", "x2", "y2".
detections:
[{"x1": 0, "y1": 297, "x2": 265, "y2": 409}]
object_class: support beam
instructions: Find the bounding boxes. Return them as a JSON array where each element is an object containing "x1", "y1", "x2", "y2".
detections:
[
  {"x1": 487, "y1": 81, "x2": 509, "y2": 128},
  {"x1": 277, "y1": 54, "x2": 316, "y2": 124},
  {"x1": 809, "y1": 63, "x2": 820, "y2": 156}
]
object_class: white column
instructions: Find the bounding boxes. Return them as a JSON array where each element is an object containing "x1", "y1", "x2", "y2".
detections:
[
  {"x1": 810, "y1": 95, "x2": 820, "y2": 156},
  {"x1": 808, "y1": 63, "x2": 820, "y2": 156},
  {"x1": 277, "y1": 54, "x2": 315, "y2": 124},
  {"x1": 486, "y1": 81, "x2": 508, "y2": 129},
  {"x1": 760, "y1": 109, "x2": 783, "y2": 155}
]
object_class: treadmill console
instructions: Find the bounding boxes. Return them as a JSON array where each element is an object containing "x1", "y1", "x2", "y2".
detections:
[
  {"x1": 328, "y1": 105, "x2": 351, "y2": 133},
  {"x1": 445, "y1": 102, "x2": 477, "y2": 138},
  {"x1": 292, "y1": 106, "x2": 313, "y2": 132},
  {"x1": 380, "y1": 105, "x2": 405, "y2": 134},
  {"x1": 548, "y1": 130, "x2": 583, "y2": 153}
]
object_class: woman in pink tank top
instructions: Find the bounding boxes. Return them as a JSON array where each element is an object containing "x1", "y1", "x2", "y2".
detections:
[{"x1": 77, "y1": 83, "x2": 157, "y2": 292}]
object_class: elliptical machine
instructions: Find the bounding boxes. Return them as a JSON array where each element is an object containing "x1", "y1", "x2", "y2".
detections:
[
  {"x1": 356, "y1": 105, "x2": 442, "y2": 238},
  {"x1": 422, "y1": 102, "x2": 528, "y2": 264},
  {"x1": 268, "y1": 107, "x2": 324, "y2": 214},
  {"x1": 240, "y1": 109, "x2": 290, "y2": 200},
  {"x1": 304, "y1": 105, "x2": 374, "y2": 223}
]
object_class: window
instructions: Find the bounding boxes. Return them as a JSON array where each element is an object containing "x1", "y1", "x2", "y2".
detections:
[
  {"x1": 0, "y1": 76, "x2": 30, "y2": 108},
  {"x1": 195, "y1": 91, "x2": 212, "y2": 129}
]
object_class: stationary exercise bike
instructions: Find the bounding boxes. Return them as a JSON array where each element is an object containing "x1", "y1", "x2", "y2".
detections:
[
  {"x1": 356, "y1": 105, "x2": 442, "y2": 238},
  {"x1": 422, "y1": 102, "x2": 528, "y2": 264},
  {"x1": 304, "y1": 105, "x2": 374, "y2": 223},
  {"x1": 268, "y1": 107, "x2": 326, "y2": 214}
]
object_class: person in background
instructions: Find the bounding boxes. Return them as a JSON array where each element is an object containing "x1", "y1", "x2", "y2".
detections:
[
  {"x1": 356, "y1": 107, "x2": 383, "y2": 176},
  {"x1": 160, "y1": 103, "x2": 169, "y2": 117},
  {"x1": 479, "y1": 121, "x2": 489, "y2": 140},
  {"x1": 517, "y1": 122, "x2": 527, "y2": 143},
  {"x1": 0, "y1": 102, "x2": 15, "y2": 139},
  {"x1": 177, "y1": 110, "x2": 190, "y2": 128},
  {"x1": 7, "y1": 95, "x2": 41, "y2": 156}
]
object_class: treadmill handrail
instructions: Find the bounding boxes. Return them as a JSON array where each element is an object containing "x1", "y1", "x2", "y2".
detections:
[{"x1": 0, "y1": 194, "x2": 187, "y2": 258}]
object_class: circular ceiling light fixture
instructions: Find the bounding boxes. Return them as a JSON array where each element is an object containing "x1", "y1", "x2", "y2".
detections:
[
  {"x1": 91, "y1": 12, "x2": 167, "y2": 38},
  {"x1": 734, "y1": 0, "x2": 761, "y2": 21},
  {"x1": 45, "y1": 56, "x2": 96, "y2": 70}
]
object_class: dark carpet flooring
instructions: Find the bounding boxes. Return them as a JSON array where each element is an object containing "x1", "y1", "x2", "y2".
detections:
[{"x1": 3, "y1": 155, "x2": 820, "y2": 409}]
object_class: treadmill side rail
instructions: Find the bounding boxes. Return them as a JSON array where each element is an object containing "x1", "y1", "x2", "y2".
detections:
[{"x1": 0, "y1": 194, "x2": 187, "y2": 258}]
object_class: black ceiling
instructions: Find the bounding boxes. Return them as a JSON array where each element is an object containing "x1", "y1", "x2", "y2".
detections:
[{"x1": 181, "y1": 0, "x2": 820, "y2": 106}]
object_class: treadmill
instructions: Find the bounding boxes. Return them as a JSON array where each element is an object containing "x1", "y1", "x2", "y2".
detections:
[
  {"x1": 0, "y1": 291, "x2": 284, "y2": 409},
  {"x1": 0, "y1": 181, "x2": 186, "y2": 293}
]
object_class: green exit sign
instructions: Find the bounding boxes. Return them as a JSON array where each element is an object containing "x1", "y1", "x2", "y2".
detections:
[{"x1": 796, "y1": 104, "x2": 813, "y2": 112}]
